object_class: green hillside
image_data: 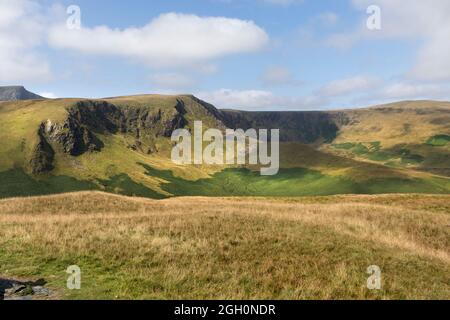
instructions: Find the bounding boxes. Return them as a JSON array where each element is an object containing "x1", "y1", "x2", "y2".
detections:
[{"x1": 0, "y1": 95, "x2": 449, "y2": 198}]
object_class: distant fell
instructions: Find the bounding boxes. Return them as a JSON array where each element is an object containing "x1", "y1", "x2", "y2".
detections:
[{"x1": 0, "y1": 86, "x2": 44, "y2": 101}]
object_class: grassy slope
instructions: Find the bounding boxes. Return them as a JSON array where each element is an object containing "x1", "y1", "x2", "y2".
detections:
[
  {"x1": 0, "y1": 192, "x2": 448, "y2": 299},
  {"x1": 0, "y1": 99, "x2": 72, "y2": 169},
  {"x1": 0, "y1": 96, "x2": 228, "y2": 198},
  {"x1": 0, "y1": 98, "x2": 449, "y2": 198},
  {"x1": 141, "y1": 164, "x2": 450, "y2": 197},
  {"x1": 330, "y1": 101, "x2": 450, "y2": 147},
  {"x1": 322, "y1": 101, "x2": 450, "y2": 175}
]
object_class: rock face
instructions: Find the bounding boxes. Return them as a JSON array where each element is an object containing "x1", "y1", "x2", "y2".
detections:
[
  {"x1": 43, "y1": 118, "x2": 104, "y2": 156},
  {"x1": 26, "y1": 95, "x2": 357, "y2": 174},
  {"x1": 219, "y1": 110, "x2": 350, "y2": 143},
  {"x1": 29, "y1": 99, "x2": 190, "y2": 173},
  {"x1": 68, "y1": 100, "x2": 188, "y2": 138},
  {"x1": 0, "y1": 86, "x2": 44, "y2": 101},
  {"x1": 29, "y1": 124, "x2": 55, "y2": 174}
]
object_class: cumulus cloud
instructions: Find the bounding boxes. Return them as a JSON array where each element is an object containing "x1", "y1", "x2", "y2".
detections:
[
  {"x1": 410, "y1": 26, "x2": 450, "y2": 82},
  {"x1": 198, "y1": 74, "x2": 386, "y2": 110},
  {"x1": 328, "y1": 0, "x2": 450, "y2": 81},
  {"x1": 198, "y1": 89, "x2": 276, "y2": 109},
  {"x1": 197, "y1": 88, "x2": 326, "y2": 110},
  {"x1": 48, "y1": 13, "x2": 269, "y2": 68},
  {"x1": 376, "y1": 83, "x2": 450, "y2": 101},
  {"x1": 0, "y1": 0, "x2": 51, "y2": 83},
  {"x1": 38, "y1": 92, "x2": 58, "y2": 99}
]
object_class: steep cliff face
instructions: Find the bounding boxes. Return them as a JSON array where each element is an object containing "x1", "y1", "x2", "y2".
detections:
[
  {"x1": 219, "y1": 110, "x2": 351, "y2": 143},
  {"x1": 29, "y1": 124, "x2": 55, "y2": 174},
  {"x1": 69, "y1": 100, "x2": 189, "y2": 138},
  {"x1": 28, "y1": 99, "x2": 190, "y2": 173},
  {"x1": 27, "y1": 96, "x2": 358, "y2": 173},
  {"x1": 43, "y1": 118, "x2": 104, "y2": 156}
]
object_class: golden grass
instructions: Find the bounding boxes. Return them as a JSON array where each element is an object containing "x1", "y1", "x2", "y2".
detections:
[
  {"x1": 0, "y1": 192, "x2": 449, "y2": 300},
  {"x1": 331, "y1": 101, "x2": 450, "y2": 148}
]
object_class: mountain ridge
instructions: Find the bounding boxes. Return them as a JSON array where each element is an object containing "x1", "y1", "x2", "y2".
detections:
[
  {"x1": 0, "y1": 92, "x2": 449, "y2": 198},
  {"x1": 0, "y1": 86, "x2": 45, "y2": 101}
]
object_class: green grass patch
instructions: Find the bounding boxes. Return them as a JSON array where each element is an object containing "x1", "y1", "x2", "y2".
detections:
[
  {"x1": 352, "y1": 144, "x2": 370, "y2": 155},
  {"x1": 369, "y1": 141, "x2": 381, "y2": 151},
  {"x1": 367, "y1": 151, "x2": 393, "y2": 162},
  {"x1": 0, "y1": 169, "x2": 97, "y2": 198},
  {"x1": 1, "y1": 164, "x2": 448, "y2": 200},
  {"x1": 140, "y1": 165, "x2": 450, "y2": 196},
  {"x1": 426, "y1": 135, "x2": 450, "y2": 147},
  {"x1": 0, "y1": 169, "x2": 165, "y2": 199},
  {"x1": 332, "y1": 142, "x2": 426, "y2": 166},
  {"x1": 141, "y1": 165, "x2": 357, "y2": 197},
  {"x1": 97, "y1": 174, "x2": 165, "y2": 199},
  {"x1": 360, "y1": 177, "x2": 450, "y2": 194},
  {"x1": 333, "y1": 142, "x2": 375, "y2": 156},
  {"x1": 401, "y1": 154, "x2": 425, "y2": 165},
  {"x1": 332, "y1": 142, "x2": 356, "y2": 150}
]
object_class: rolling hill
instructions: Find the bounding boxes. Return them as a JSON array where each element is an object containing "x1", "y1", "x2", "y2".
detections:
[{"x1": 0, "y1": 92, "x2": 449, "y2": 198}]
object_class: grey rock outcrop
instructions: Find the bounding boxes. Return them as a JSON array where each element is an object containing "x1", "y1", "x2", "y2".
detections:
[{"x1": 29, "y1": 125, "x2": 55, "y2": 174}]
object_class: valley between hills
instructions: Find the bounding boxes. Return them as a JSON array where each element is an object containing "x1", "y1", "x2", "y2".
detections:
[
  {"x1": 0, "y1": 94, "x2": 449, "y2": 198},
  {"x1": 0, "y1": 90, "x2": 449, "y2": 300}
]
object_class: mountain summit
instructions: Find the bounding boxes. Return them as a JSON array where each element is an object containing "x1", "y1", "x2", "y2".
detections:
[{"x1": 0, "y1": 86, "x2": 44, "y2": 101}]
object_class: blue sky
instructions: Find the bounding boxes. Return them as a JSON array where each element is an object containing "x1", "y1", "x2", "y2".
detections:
[{"x1": 1, "y1": 0, "x2": 450, "y2": 110}]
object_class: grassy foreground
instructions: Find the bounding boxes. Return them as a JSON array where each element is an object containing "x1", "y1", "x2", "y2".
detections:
[{"x1": 0, "y1": 192, "x2": 449, "y2": 300}]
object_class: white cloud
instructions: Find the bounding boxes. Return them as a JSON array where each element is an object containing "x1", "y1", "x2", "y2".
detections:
[
  {"x1": 410, "y1": 26, "x2": 450, "y2": 81},
  {"x1": 318, "y1": 76, "x2": 381, "y2": 97},
  {"x1": 199, "y1": 74, "x2": 387, "y2": 110},
  {"x1": 328, "y1": 0, "x2": 450, "y2": 81},
  {"x1": 38, "y1": 92, "x2": 58, "y2": 99},
  {"x1": 378, "y1": 83, "x2": 450, "y2": 100},
  {"x1": 198, "y1": 80, "x2": 450, "y2": 111},
  {"x1": 261, "y1": 66, "x2": 296, "y2": 86},
  {"x1": 197, "y1": 88, "x2": 326, "y2": 110},
  {"x1": 149, "y1": 73, "x2": 197, "y2": 90},
  {"x1": 198, "y1": 89, "x2": 276, "y2": 109},
  {"x1": 48, "y1": 13, "x2": 269, "y2": 68},
  {"x1": 0, "y1": 0, "x2": 51, "y2": 83}
]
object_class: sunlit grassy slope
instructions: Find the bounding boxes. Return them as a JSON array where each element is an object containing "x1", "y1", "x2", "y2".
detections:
[
  {"x1": 0, "y1": 97, "x2": 449, "y2": 198},
  {"x1": 0, "y1": 192, "x2": 448, "y2": 299},
  {"x1": 321, "y1": 100, "x2": 450, "y2": 176},
  {"x1": 0, "y1": 99, "x2": 73, "y2": 169}
]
